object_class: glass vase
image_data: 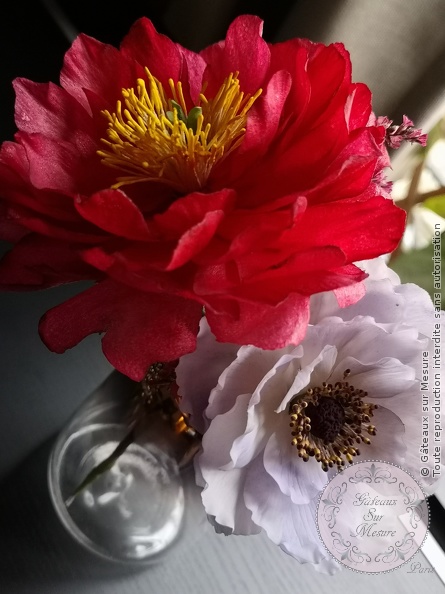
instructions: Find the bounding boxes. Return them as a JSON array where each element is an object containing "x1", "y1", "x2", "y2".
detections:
[{"x1": 48, "y1": 364, "x2": 200, "y2": 564}]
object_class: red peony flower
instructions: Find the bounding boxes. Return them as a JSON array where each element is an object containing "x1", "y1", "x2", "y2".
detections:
[{"x1": 0, "y1": 15, "x2": 406, "y2": 380}]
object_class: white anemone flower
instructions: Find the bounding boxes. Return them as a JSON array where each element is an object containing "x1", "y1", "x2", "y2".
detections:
[{"x1": 176, "y1": 259, "x2": 444, "y2": 572}]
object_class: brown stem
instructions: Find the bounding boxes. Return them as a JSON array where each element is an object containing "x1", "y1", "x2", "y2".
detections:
[
  {"x1": 65, "y1": 426, "x2": 136, "y2": 507},
  {"x1": 416, "y1": 186, "x2": 445, "y2": 202}
]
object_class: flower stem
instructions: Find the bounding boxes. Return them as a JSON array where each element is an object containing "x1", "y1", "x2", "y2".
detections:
[{"x1": 65, "y1": 426, "x2": 136, "y2": 507}]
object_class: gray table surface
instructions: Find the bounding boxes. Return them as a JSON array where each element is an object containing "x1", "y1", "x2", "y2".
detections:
[
  {"x1": 1, "y1": 432, "x2": 444, "y2": 594},
  {"x1": 0, "y1": 279, "x2": 444, "y2": 594}
]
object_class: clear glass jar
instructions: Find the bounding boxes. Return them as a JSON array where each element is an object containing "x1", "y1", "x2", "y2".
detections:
[{"x1": 48, "y1": 367, "x2": 200, "y2": 563}]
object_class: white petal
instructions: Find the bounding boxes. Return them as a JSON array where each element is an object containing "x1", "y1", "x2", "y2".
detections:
[
  {"x1": 359, "y1": 406, "x2": 406, "y2": 464},
  {"x1": 199, "y1": 462, "x2": 260, "y2": 535},
  {"x1": 176, "y1": 317, "x2": 239, "y2": 433},
  {"x1": 299, "y1": 344, "x2": 338, "y2": 392},
  {"x1": 277, "y1": 344, "x2": 338, "y2": 413},
  {"x1": 206, "y1": 345, "x2": 288, "y2": 421},
  {"x1": 201, "y1": 392, "x2": 251, "y2": 468},
  {"x1": 227, "y1": 355, "x2": 300, "y2": 468},
  {"x1": 197, "y1": 394, "x2": 261, "y2": 535},
  {"x1": 244, "y1": 455, "x2": 337, "y2": 570},
  {"x1": 309, "y1": 290, "x2": 340, "y2": 324},
  {"x1": 310, "y1": 257, "x2": 401, "y2": 325},
  {"x1": 263, "y1": 431, "x2": 327, "y2": 504},
  {"x1": 382, "y1": 384, "x2": 445, "y2": 489},
  {"x1": 395, "y1": 283, "x2": 436, "y2": 338},
  {"x1": 330, "y1": 356, "x2": 417, "y2": 398},
  {"x1": 315, "y1": 318, "x2": 421, "y2": 368},
  {"x1": 357, "y1": 257, "x2": 400, "y2": 283},
  {"x1": 337, "y1": 279, "x2": 404, "y2": 323}
]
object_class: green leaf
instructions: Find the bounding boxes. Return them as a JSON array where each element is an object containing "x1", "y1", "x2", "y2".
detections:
[{"x1": 424, "y1": 195, "x2": 445, "y2": 218}]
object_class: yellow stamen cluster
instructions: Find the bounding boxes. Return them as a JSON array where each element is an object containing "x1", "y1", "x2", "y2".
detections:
[
  {"x1": 289, "y1": 370, "x2": 378, "y2": 472},
  {"x1": 98, "y1": 69, "x2": 262, "y2": 193}
]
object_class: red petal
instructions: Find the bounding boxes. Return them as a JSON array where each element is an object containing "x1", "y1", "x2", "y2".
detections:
[
  {"x1": 0, "y1": 181, "x2": 77, "y2": 225},
  {"x1": 39, "y1": 280, "x2": 202, "y2": 380},
  {"x1": 210, "y1": 70, "x2": 291, "y2": 187},
  {"x1": 201, "y1": 15, "x2": 270, "y2": 96},
  {"x1": 153, "y1": 188, "x2": 234, "y2": 238},
  {"x1": 0, "y1": 142, "x2": 81, "y2": 223},
  {"x1": 121, "y1": 18, "x2": 182, "y2": 89},
  {"x1": 13, "y1": 79, "x2": 96, "y2": 148},
  {"x1": 302, "y1": 44, "x2": 350, "y2": 129},
  {"x1": 193, "y1": 246, "x2": 354, "y2": 303},
  {"x1": 269, "y1": 39, "x2": 311, "y2": 116},
  {"x1": 238, "y1": 246, "x2": 348, "y2": 291},
  {"x1": 334, "y1": 280, "x2": 367, "y2": 307},
  {"x1": 60, "y1": 34, "x2": 142, "y2": 113},
  {"x1": 240, "y1": 70, "x2": 291, "y2": 156},
  {"x1": 289, "y1": 196, "x2": 406, "y2": 261},
  {"x1": 305, "y1": 128, "x2": 383, "y2": 204},
  {"x1": 18, "y1": 132, "x2": 109, "y2": 196},
  {"x1": 80, "y1": 245, "x2": 195, "y2": 299},
  {"x1": 20, "y1": 133, "x2": 81, "y2": 193},
  {"x1": 232, "y1": 78, "x2": 359, "y2": 205},
  {"x1": 167, "y1": 210, "x2": 225, "y2": 270},
  {"x1": 82, "y1": 241, "x2": 172, "y2": 273},
  {"x1": 345, "y1": 83, "x2": 372, "y2": 131},
  {"x1": 267, "y1": 264, "x2": 367, "y2": 298},
  {"x1": 206, "y1": 293, "x2": 310, "y2": 349},
  {"x1": 177, "y1": 46, "x2": 206, "y2": 105},
  {"x1": 121, "y1": 18, "x2": 205, "y2": 107},
  {"x1": 0, "y1": 204, "x2": 29, "y2": 242},
  {"x1": 0, "y1": 234, "x2": 96, "y2": 289},
  {"x1": 75, "y1": 189, "x2": 151, "y2": 240},
  {"x1": 3, "y1": 201, "x2": 105, "y2": 243},
  {"x1": 205, "y1": 195, "x2": 305, "y2": 264}
]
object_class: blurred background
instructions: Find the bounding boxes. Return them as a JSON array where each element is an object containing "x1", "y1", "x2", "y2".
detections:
[{"x1": 3, "y1": 0, "x2": 445, "y2": 137}]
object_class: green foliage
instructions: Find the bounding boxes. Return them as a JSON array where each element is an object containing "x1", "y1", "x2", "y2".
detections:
[{"x1": 424, "y1": 195, "x2": 445, "y2": 217}]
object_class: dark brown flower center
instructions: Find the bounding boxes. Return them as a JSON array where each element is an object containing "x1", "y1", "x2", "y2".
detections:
[
  {"x1": 305, "y1": 397, "x2": 345, "y2": 443},
  {"x1": 289, "y1": 370, "x2": 378, "y2": 471}
]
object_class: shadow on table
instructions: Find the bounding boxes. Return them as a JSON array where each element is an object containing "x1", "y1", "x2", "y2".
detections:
[{"x1": 0, "y1": 436, "x2": 160, "y2": 591}]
